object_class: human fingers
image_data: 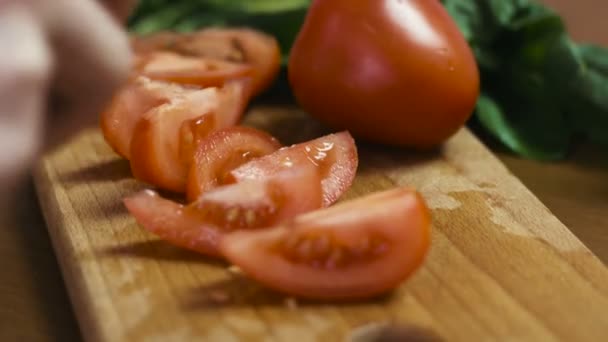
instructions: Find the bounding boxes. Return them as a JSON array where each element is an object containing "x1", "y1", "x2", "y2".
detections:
[
  {"x1": 100, "y1": 0, "x2": 139, "y2": 23},
  {"x1": 36, "y1": 0, "x2": 133, "y2": 149},
  {"x1": 0, "y1": 2, "x2": 52, "y2": 194}
]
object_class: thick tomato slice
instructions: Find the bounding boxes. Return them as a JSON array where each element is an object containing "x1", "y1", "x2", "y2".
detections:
[
  {"x1": 129, "y1": 80, "x2": 249, "y2": 193},
  {"x1": 186, "y1": 126, "x2": 282, "y2": 202},
  {"x1": 100, "y1": 76, "x2": 183, "y2": 159},
  {"x1": 219, "y1": 187, "x2": 432, "y2": 300},
  {"x1": 132, "y1": 28, "x2": 281, "y2": 96},
  {"x1": 179, "y1": 80, "x2": 252, "y2": 167},
  {"x1": 227, "y1": 131, "x2": 358, "y2": 207},
  {"x1": 136, "y1": 51, "x2": 254, "y2": 89},
  {"x1": 124, "y1": 166, "x2": 323, "y2": 257}
]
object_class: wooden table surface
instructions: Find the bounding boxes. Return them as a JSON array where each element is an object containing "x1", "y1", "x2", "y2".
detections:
[{"x1": 1, "y1": 1, "x2": 606, "y2": 341}]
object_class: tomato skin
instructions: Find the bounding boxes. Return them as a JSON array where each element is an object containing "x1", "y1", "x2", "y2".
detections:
[
  {"x1": 124, "y1": 166, "x2": 323, "y2": 257},
  {"x1": 219, "y1": 187, "x2": 431, "y2": 300},
  {"x1": 288, "y1": 0, "x2": 480, "y2": 148},
  {"x1": 124, "y1": 190, "x2": 222, "y2": 257},
  {"x1": 186, "y1": 126, "x2": 282, "y2": 202},
  {"x1": 228, "y1": 131, "x2": 358, "y2": 207}
]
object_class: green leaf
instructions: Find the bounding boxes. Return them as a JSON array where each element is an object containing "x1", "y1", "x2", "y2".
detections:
[
  {"x1": 441, "y1": 0, "x2": 505, "y2": 71},
  {"x1": 201, "y1": 0, "x2": 310, "y2": 14},
  {"x1": 475, "y1": 93, "x2": 572, "y2": 160},
  {"x1": 579, "y1": 44, "x2": 608, "y2": 75},
  {"x1": 484, "y1": 0, "x2": 530, "y2": 27},
  {"x1": 566, "y1": 45, "x2": 608, "y2": 145},
  {"x1": 130, "y1": 2, "x2": 201, "y2": 34},
  {"x1": 441, "y1": 0, "x2": 485, "y2": 42}
]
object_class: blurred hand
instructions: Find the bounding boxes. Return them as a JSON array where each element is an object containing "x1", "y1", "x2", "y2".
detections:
[{"x1": 0, "y1": 0, "x2": 136, "y2": 195}]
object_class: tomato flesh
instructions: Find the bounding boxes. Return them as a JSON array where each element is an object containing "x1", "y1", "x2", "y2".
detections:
[
  {"x1": 186, "y1": 126, "x2": 282, "y2": 202},
  {"x1": 181, "y1": 28, "x2": 281, "y2": 97},
  {"x1": 129, "y1": 87, "x2": 219, "y2": 192},
  {"x1": 219, "y1": 187, "x2": 432, "y2": 300},
  {"x1": 228, "y1": 131, "x2": 358, "y2": 207},
  {"x1": 100, "y1": 76, "x2": 182, "y2": 159},
  {"x1": 124, "y1": 166, "x2": 323, "y2": 257},
  {"x1": 131, "y1": 28, "x2": 281, "y2": 97},
  {"x1": 136, "y1": 51, "x2": 254, "y2": 89}
]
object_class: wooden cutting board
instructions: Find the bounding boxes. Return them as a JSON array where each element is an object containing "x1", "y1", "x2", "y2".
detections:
[{"x1": 33, "y1": 104, "x2": 608, "y2": 342}]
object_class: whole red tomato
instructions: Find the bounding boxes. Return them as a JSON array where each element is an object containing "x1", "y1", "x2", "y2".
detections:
[{"x1": 288, "y1": 0, "x2": 480, "y2": 148}]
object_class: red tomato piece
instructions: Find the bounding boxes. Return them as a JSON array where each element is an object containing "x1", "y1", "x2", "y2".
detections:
[
  {"x1": 179, "y1": 79, "x2": 252, "y2": 168},
  {"x1": 288, "y1": 0, "x2": 479, "y2": 148},
  {"x1": 124, "y1": 166, "x2": 323, "y2": 257},
  {"x1": 227, "y1": 131, "x2": 358, "y2": 207},
  {"x1": 219, "y1": 187, "x2": 432, "y2": 300},
  {"x1": 131, "y1": 28, "x2": 281, "y2": 97},
  {"x1": 136, "y1": 51, "x2": 254, "y2": 89},
  {"x1": 178, "y1": 113, "x2": 217, "y2": 167},
  {"x1": 186, "y1": 126, "x2": 282, "y2": 202},
  {"x1": 130, "y1": 31, "x2": 181, "y2": 55},
  {"x1": 129, "y1": 79, "x2": 249, "y2": 193},
  {"x1": 180, "y1": 28, "x2": 281, "y2": 97},
  {"x1": 100, "y1": 76, "x2": 183, "y2": 159}
]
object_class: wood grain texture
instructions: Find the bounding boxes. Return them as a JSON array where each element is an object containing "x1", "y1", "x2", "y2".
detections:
[{"x1": 33, "y1": 105, "x2": 608, "y2": 342}]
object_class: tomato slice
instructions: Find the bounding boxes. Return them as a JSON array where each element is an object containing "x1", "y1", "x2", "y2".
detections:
[
  {"x1": 178, "y1": 114, "x2": 217, "y2": 167},
  {"x1": 227, "y1": 131, "x2": 358, "y2": 207},
  {"x1": 132, "y1": 28, "x2": 281, "y2": 96},
  {"x1": 130, "y1": 31, "x2": 181, "y2": 55},
  {"x1": 129, "y1": 80, "x2": 249, "y2": 193},
  {"x1": 100, "y1": 76, "x2": 184, "y2": 159},
  {"x1": 136, "y1": 51, "x2": 254, "y2": 89},
  {"x1": 219, "y1": 187, "x2": 431, "y2": 300},
  {"x1": 179, "y1": 28, "x2": 281, "y2": 96},
  {"x1": 179, "y1": 79, "x2": 253, "y2": 167},
  {"x1": 124, "y1": 166, "x2": 323, "y2": 257},
  {"x1": 186, "y1": 126, "x2": 282, "y2": 202}
]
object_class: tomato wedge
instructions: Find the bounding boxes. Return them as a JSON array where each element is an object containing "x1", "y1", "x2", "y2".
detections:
[
  {"x1": 219, "y1": 187, "x2": 431, "y2": 300},
  {"x1": 136, "y1": 51, "x2": 254, "y2": 89},
  {"x1": 186, "y1": 126, "x2": 282, "y2": 202},
  {"x1": 131, "y1": 28, "x2": 281, "y2": 96},
  {"x1": 227, "y1": 131, "x2": 358, "y2": 207},
  {"x1": 100, "y1": 76, "x2": 183, "y2": 159},
  {"x1": 129, "y1": 80, "x2": 249, "y2": 193},
  {"x1": 124, "y1": 166, "x2": 323, "y2": 257}
]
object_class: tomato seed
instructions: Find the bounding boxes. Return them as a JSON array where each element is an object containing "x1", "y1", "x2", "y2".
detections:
[
  {"x1": 311, "y1": 235, "x2": 331, "y2": 259},
  {"x1": 244, "y1": 209, "x2": 257, "y2": 227},
  {"x1": 296, "y1": 238, "x2": 314, "y2": 260},
  {"x1": 225, "y1": 207, "x2": 240, "y2": 223},
  {"x1": 282, "y1": 232, "x2": 390, "y2": 269}
]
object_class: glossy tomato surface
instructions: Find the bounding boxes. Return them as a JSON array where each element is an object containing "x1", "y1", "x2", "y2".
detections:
[
  {"x1": 186, "y1": 126, "x2": 282, "y2": 202},
  {"x1": 125, "y1": 166, "x2": 323, "y2": 257},
  {"x1": 228, "y1": 131, "x2": 358, "y2": 207},
  {"x1": 220, "y1": 187, "x2": 432, "y2": 300},
  {"x1": 288, "y1": 0, "x2": 479, "y2": 148}
]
